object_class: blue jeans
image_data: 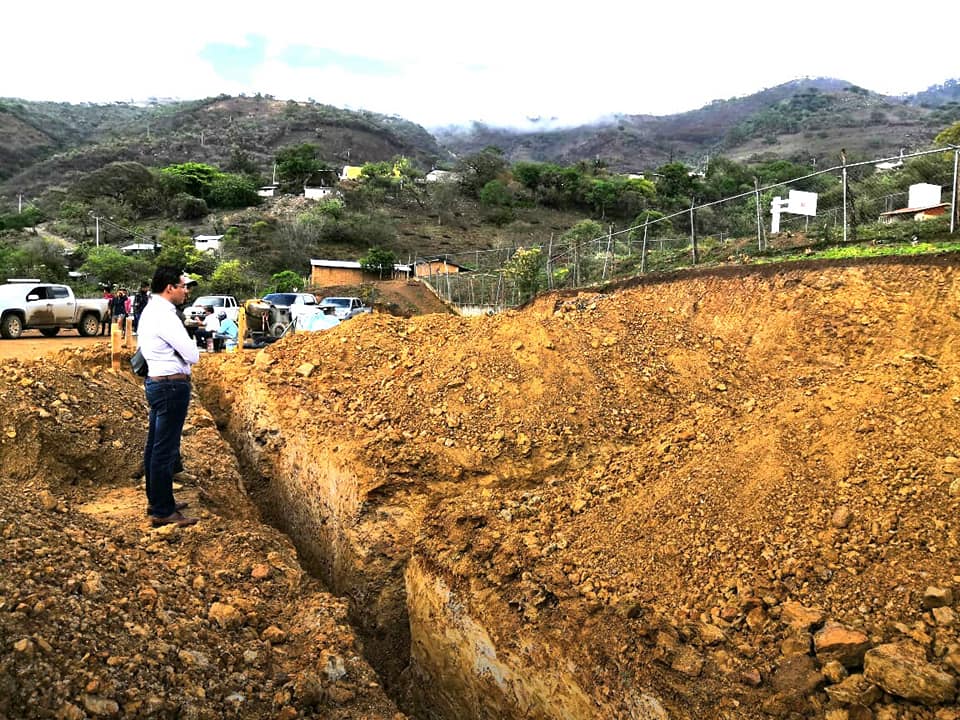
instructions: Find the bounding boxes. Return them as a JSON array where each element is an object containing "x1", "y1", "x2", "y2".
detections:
[{"x1": 144, "y1": 378, "x2": 191, "y2": 517}]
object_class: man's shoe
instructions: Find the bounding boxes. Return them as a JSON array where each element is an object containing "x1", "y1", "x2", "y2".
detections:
[
  {"x1": 173, "y1": 471, "x2": 197, "y2": 483},
  {"x1": 145, "y1": 501, "x2": 189, "y2": 516},
  {"x1": 150, "y1": 511, "x2": 198, "y2": 528}
]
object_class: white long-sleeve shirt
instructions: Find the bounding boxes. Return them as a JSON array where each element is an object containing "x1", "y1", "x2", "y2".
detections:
[{"x1": 137, "y1": 296, "x2": 200, "y2": 376}]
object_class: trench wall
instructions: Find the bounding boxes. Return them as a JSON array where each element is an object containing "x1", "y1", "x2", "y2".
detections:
[{"x1": 196, "y1": 379, "x2": 642, "y2": 719}]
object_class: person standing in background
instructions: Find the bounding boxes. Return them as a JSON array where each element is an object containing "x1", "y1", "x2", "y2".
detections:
[
  {"x1": 111, "y1": 288, "x2": 128, "y2": 337},
  {"x1": 132, "y1": 282, "x2": 150, "y2": 334},
  {"x1": 100, "y1": 286, "x2": 114, "y2": 336},
  {"x1": 137, "y1": 267, "x2": 200, "y2": 528}
]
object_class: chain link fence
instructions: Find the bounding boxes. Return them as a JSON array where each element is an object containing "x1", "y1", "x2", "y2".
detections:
[{"x1": 417, "y1": 146, "x2": 960, "y2": 313}]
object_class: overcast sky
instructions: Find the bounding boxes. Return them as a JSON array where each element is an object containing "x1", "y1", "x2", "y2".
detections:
[{"x1": 6, "y1": 1, "x2": 958, "y2": 129}]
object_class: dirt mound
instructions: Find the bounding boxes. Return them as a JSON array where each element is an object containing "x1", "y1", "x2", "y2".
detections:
[
  {"x1": 0, "y1": 347, "x2": 404, "y2": 720},
  {"x1": 197, "y1": 254, "x2": 960, "y2": 719}
]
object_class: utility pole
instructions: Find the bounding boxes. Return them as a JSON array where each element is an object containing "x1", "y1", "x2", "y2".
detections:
[
  {"x1": 91, "y1": 214, "x2": 101, "y2": 247},
  {"x1": 18, "y1": 193, "x2": 22, "y2": 213}
]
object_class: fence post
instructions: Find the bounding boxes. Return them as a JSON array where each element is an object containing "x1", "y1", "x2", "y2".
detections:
[
  {"x1": 546, "y1": 233, "x2": 554, "y2": 289},
  {"x1": 689, "y1": 199, "x2": 698, "y2": 265},
  {"x1": 952, "y1": 149, "x2": 959, "y2": 234},
  {"x1": 602, "y1": 225, "x2": 612, "y2": 280},
  {"x1": 641, "y1": 222, "x2": 649, "y2": 274},
  {"x1": 841, "y1": 149, "x2": 848, "y2": 244},
  {"x1": 754, "y1": 177, "x2": 763, "y2": 251}
]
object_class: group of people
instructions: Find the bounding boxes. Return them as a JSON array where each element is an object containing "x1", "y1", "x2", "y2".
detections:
[
  {"x1": 101, "y1": 283, "x2": 150, "y2": 337},
  {"x1": 193, "y1": 305, "x2": 239, "y2": 351}
]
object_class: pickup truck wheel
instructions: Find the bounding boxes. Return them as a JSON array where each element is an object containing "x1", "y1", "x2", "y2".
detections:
[
  {"x1": 0, "y1": 314, "x2": 23, "y2": 339},
  {"x1": 77, "y1": 313, "x2": 100, "y2": 337},
  {"x1": 39, "y1": 328, "x2": 60, "y2": 337}
]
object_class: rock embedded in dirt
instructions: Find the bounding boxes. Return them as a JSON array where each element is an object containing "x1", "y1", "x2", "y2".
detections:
[
  {"x1": 814, "y1": 623, "x2": 872, "y2": 668},
  {"x1": 922, "y1": 586, "x2": 955, "y2": 610},
  {"x1": 863, "y1": 642, "x2": 957, "y2": 706}
]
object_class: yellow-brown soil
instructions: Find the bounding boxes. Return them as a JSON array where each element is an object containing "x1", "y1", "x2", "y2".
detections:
[{"x1": 2, "y1": 254, "x2": 960, "y2": 720}]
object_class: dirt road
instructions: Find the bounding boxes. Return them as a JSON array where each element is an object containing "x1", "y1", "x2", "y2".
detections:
[{"x1": 0, "y1": 330, "x2": 109, "y2": 361}]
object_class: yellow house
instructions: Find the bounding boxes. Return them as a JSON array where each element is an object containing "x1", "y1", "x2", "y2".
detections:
[{"x1": 339, "y1": 165, "x2": 364, "y2": 181}]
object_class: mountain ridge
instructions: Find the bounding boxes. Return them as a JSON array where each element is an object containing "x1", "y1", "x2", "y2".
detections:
[{"x1": 1, "y1": 76, "x2": 958, "y2": 206}]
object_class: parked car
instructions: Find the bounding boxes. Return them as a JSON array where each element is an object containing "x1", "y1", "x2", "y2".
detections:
[
  {"x1": 318, "y1": 296, "x2": 372, "y2": 320},
  {"x1": 0, "y1": 282, "x2": 108, "y2": 338},
  {"x1": 184, "y1": 295, "x2": 240, "y2": 334}
]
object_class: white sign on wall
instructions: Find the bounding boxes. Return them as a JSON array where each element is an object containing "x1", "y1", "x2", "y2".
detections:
[
  {"x1": 787, "y1": 190, "x2": 818, "y2": 217},
  {"x1": 771, "y1": 190, "x2": 819, "y2": 233}
]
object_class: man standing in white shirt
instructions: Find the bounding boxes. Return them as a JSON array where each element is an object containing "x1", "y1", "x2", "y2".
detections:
[{"x1": 137, "y1": 266, "x2": 200, "y2": 527}]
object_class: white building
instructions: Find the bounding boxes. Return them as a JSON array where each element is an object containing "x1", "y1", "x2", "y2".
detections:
[
  {"x1": 304, "y1": 186, "x2": 337, "y2": 200},
  {"x1": 120, "y1": 243, "x2": 157, "y2": 254},
  {"x1": 193, "y1": 235, "x2": 223, "y2": 252}
]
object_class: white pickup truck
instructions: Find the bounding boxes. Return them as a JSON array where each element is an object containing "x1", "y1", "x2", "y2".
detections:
[
  {"x1": 183, "y1": 295, "x2": 240, "y2": 335},
  {"x1": 0, "y1": 282, "x2": 109, "y2": 338}
]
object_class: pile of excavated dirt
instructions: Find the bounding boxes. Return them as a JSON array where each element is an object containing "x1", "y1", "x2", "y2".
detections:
[
  {"x1": 197, "y1": 254, "x2": 960, "y2": 720},
  {"x1": 0, "y1": 347, "x2": 405, "y2": 720}
]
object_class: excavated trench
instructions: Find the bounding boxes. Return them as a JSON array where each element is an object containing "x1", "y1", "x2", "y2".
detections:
[{"x1": 193, "y1": 377, "x2": 627, "y2": 720}]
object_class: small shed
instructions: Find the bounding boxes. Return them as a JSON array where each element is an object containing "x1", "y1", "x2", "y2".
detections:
[
  {"x1": 414, "y1": 258, "x2": 471, "y2": 278},
  {"x1": 878, "y1": 204, "x2": 948, "y2": 224},
  {"x1": 257, "y1": 185, "x2": 278, "y2": 198}
]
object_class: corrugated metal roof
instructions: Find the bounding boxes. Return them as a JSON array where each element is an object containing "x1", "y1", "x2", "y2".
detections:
[
  {"x1": 310, "y1": 259, "x2": 412, "y2": 272},
  {"x1": 311, "y1": 259, "x2": 362, "y2": 269}
]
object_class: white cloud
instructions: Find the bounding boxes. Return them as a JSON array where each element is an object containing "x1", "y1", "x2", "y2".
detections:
[{"x1": 5, "y1": 0, "x2": 959, "y2": 127}]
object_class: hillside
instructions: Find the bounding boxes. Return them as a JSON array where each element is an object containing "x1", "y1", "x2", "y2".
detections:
[
  {"x1": 433, "y1": 78, "x2": 960, "y2": 170},
  {"x1": 0, "y1": 95, "x2": 449, "y2": 201},
  {"x1": 4, "y1": 76, "x2": 960, "y2": 210}
]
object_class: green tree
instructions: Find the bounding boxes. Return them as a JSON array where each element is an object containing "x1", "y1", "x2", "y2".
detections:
[
  {"x1": 72, "y1": 162, "x2": 157, "y2": 212},
  {"x1": 479, "y1": 179, "x2": 513, "y2": 207},
  {"x1": 209, "y1": 259, "x2": 258, "y2": 298},
  {"x1": 169, "y1": 193, "x2": 208, "y2": 220},
  {"x1": 271, "y1": 270, "x2": 303, "y2": 292},
  {"x1": 561, "y1": 219, "x2": 604, "y2": 286},
  {"x1": 512, "y1": 162, "x2": 546, "y2": 193},
  {"x1": 275, "y1": 144, "x2": 334, "y2": 190},
  {"x1": 360, "y1": 246, "x2": 397, "y2": 279},
  {"x1": 455, "y1": 147, "x2": 508, "y2": 198},
  {"x1": 80, "y1": 246, "x2": 151, "y2": 288},
  {"x1": 154, "y1": 228, "x2": 208, "y2": 275},
  {"x1": 0, "y1": 207, "x2": 43, "y2": 231},
  {"x1": 159, "y1": 163, "x2": 221, "y2": 199},
  {"x1": 503, "y1": 246, "x2": 544, "y2": 301},
  {"x1": 207, "y1": 174, "x2": 260, "y2": 209},
  {"x1": 584, "y1": 178, "x2": 620, "y2": 219},
  {"x1": 934, "y1": 122, "x2": 960, "y2": 146}
]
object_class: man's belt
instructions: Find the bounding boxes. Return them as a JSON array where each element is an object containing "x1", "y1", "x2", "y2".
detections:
[{"x1": 147, "y1": 373, "x2": 191, "y2": 382}]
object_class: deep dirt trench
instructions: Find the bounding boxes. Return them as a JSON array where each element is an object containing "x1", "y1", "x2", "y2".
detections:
[
  {"x1": 193, "y1": 254, "x2": 960, "y2": 720},
  {"x1": 207, "y1": 401, "x2": 421, "y2": 713}
]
